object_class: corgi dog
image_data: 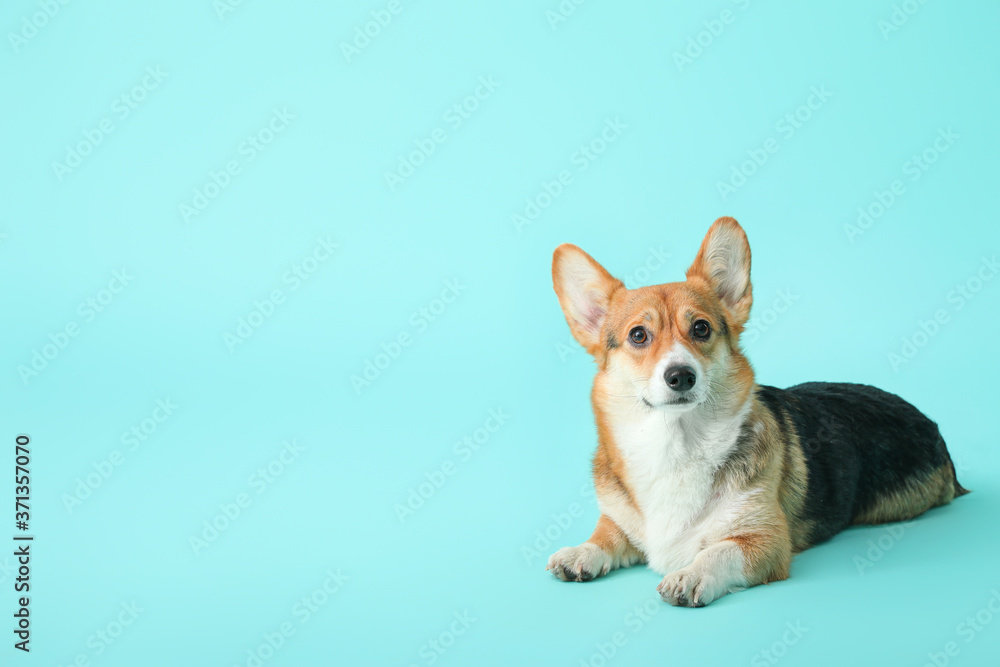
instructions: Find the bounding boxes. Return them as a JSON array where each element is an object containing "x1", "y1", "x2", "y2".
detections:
[{"x1": 547, "y1": 217, "x2": 968, "y2": 606}]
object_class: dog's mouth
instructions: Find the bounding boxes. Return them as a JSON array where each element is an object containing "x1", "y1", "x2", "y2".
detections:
[{"x1": 642, "y1": 396, "x2": 697, "y2": 409}]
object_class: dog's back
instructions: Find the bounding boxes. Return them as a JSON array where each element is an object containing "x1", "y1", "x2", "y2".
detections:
[{"x1": 759, "y1": 382, "x2": 967, "y2": 549}]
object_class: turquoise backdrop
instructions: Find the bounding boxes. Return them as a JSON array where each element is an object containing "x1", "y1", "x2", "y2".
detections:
[{"x1": 2, "y1": 1, "x2": 999, "y2": 665}]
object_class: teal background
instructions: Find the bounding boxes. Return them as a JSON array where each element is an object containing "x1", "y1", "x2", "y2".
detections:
[{"x1": 2, "y1": 0, "x2": 999, "y2": 665}]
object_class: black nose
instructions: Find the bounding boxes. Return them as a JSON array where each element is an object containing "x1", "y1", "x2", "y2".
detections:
[{"x1": 664, "y1": 365, "x2": 696, "y2": 392}]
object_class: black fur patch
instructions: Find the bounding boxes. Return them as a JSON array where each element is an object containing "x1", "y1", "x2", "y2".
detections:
[
  {"x1": 757, "y1": 382, "x2": 953, "y2": 546},
  {"x1": 606, "y1": 332, "x2": 620, "y2": 349}
]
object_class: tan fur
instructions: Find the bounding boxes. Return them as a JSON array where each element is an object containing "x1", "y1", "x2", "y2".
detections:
[
  {"x1": 751, "y1": 398, "x2": 814, "y2": 552},
  {"x1": 853, "y1": 463, "x2": 957, "y2": 524},
  {"x1": 587, "y1": 514, "x2": 645, "y2": 567}
]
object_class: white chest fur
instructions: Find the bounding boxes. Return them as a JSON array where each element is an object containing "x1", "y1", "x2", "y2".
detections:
[{"x1": 599, "y1": 404, "x2": 751, "y2": 574}]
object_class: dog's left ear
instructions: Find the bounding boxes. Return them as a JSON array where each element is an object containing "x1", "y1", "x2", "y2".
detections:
[{"x1": 686, "y1": 217, "x2": 753, "y2": 329}]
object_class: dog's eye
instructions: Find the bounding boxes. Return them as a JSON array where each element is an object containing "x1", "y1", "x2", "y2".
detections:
[
  {"x1": 629, "y1": 326, "x2": 648, "y2": 345},
  {"x1": 693, "y1": 320, "x2": 711, "y2": 340}
]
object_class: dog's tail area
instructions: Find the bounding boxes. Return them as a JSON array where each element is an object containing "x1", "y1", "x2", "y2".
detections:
[{"x1": 946, "y1": 448, "x2": 971, "y2": 497}]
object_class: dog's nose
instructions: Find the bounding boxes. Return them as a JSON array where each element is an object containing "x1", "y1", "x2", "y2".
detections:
[{"x1": 664, "y1": 365, "x2": 696, "y2": 392}]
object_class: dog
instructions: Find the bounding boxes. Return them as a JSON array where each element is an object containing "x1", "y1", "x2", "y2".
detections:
[{"x1": 547, "y1": 217, "x2": 967, "y2": 606}]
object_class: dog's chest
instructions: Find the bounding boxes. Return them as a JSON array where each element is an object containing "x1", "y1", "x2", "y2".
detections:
[{"x1": 602, "y1": 412, "x2": 744, "y2": 574}]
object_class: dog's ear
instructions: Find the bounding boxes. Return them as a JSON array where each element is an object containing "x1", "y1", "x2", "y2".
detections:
[
  {"x1": 552, "y1": 244, "x2": 624, "y2": 355},
  {"x1": 686, "y1": 217, "x2": 753, "y2": 329}
]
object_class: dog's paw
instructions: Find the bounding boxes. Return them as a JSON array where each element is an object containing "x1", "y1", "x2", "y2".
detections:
[
  {"x1": 657, "y1": 568, "x2": 723, "y2": 607},
  {"x1": 547, "y1": 543, "x2": 612, "y2": 582}
]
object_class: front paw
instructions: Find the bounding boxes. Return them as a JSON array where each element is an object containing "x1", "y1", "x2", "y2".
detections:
[
  {"x1": 657, "y1": 568, "x2": 721, "y2": 607},
  {"x1": 546, "y1": 543, "x2": 612, "y2": 582}
]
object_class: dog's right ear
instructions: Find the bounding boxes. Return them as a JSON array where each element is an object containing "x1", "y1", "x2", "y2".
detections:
[{"x1": 552, "y1": 244, "x2": 624, "y2": 355}]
